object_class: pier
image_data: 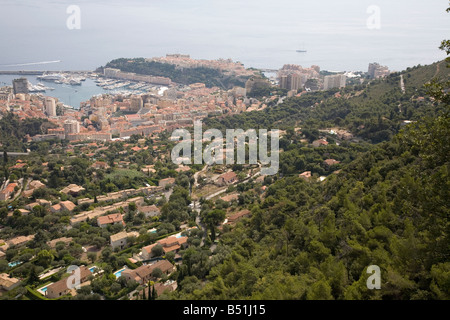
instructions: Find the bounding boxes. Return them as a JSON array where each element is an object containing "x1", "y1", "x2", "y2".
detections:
[{"x1": 0, "y1": 70, "x2": 92, "y2": 75}]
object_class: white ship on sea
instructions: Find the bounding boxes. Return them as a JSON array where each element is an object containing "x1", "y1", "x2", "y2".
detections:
[{"x1": 37, "y1": 73, "x2": 64, "y2": 81}]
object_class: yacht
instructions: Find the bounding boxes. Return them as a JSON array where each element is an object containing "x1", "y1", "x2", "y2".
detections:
[{"x1": 37, "y1": 73, "x2": 64, "y2": 81}]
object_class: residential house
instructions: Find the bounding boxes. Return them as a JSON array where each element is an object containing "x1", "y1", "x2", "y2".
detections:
[
  {"x1": 91, "y1": 161, "x2": 109, "y2": 170},
  {"x1": 24, "y1": 202, "x2": 40, "y2": 210},
  {"x1": 141, "y1": 235, "x2": 188, "y2": 260},
  {"x1": 138, "y1": 205, "x2": 160, "y2": 218},
  {"x1": 121, "y1": 260, "x2": 175, "y2": 284},
  {"x1": 175, "y1": 166, "x2": 191, "y2": 173},
  {"x1": 110, "y1": 231, "x2": 139, "y2": 250},
  {"x1": 22, "y1": 180, "x2": 46, "y2": 198},
  {"x1": 46, "y1": 266, "x2": 92, "y2": 299},
  {"x1": 70, "y1": 197, "x2": 144, "y2": 225},
  {"x1": 216, "y1": 171, "x2": 237, "y2": 186},
  {"x1": 97, "y1": 213, "x2": 125, "y2": 228},
  {"x1": 159, "y1": 177, "x2": 175, "y2": 188},
  {"x1": 0, "y1": 273, "x2": 21, "y2": 291},
  {"x1": 141, "y1": 165, "x2": 156, "y2": 174},
  {"x1": 312, "y1": 139, "x2": 328, "y2": 147},
  {"x1": 60, "y1": 184, "x2": 85, "y2": 196},
  {"x1": 299, "y1": 171, "x2": 312, "y2": 180},
  {"x1": 323, "y1": 159, "x2": 340, "y2": 166},
  {"x1": 158, "y1": 236, "x2": 188, "y2": 255},
  {"x1": 6, "y1": 234, "x2": 35, "y2": 248},
  {"x1": 36, "y1": 199, "x2": 51, "y2": 207},
  {"x1": 51, "y1": 200, "x2": 76, "y2": 213},
  {"x1": 17, "y1": 209, "x2": 30, "y2": 216},
  {"x1": 77, "y1": 198, "x2": 95, "y2": 206},
  {"x1": 140, "y1": 243, "x2": 157, "y2": 260},
  {"x1": 0, "y1": 183, "x2": 17, "y2": 201}
]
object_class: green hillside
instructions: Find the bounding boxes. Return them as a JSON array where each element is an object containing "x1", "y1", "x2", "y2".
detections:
[
  {"x1": 0, "y1": 112, "x2": 56, "y2": 152},
  {"x1": 170, "y1": 61, "x2": 450, "y2": 300},
  {"x1": 104, "y1": 58, "x2": 251, "y2": 89}
]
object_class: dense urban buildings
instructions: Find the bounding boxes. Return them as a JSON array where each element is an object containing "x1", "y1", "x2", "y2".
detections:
[
  {"x1": 278, "y1": 64, "x2": 320, "y2": 91},
  {"x1": 323, "y1": 74, "x2": 347, "y2": 90},
  {"x1": 368, "y1": 62, "x2": 390, "y2": 79},
  {"x1": 104, "y1": 68, "x2": 171, "y2": 86}
]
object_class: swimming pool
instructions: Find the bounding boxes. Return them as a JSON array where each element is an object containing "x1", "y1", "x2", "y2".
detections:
[
  {"x1": 113, "y1": 267, "x2": 127, "y2": 278},
  {"x1": 8, "y1": 261, "x2": 22, "y2": 268},
  {"x1": 89, "y1": 266, "x2": 96, "y2": 273},
  {"x1": 37, "y1": 283, "x2": 53, "y2": 295},
  {"x1": 176, "y1": 233, "x2": 187, "y2": 239}
]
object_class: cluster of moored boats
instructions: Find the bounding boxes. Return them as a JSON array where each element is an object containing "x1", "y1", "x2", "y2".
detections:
[
  {"x1": 37, "y1": 73, "x2": 86, "y2": 85},
  {"x1": 94, "y1": 78, "x2": 155, "y2": 92},
  {"x1": 27, "y1": 81, "x2": 55, "y2": 93}
]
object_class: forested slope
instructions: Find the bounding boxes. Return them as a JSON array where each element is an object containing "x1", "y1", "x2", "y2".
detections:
[{"x1": 170, "y1": 61, "x2": 450, "y2": 300}]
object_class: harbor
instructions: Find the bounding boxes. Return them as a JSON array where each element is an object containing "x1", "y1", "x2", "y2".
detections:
[{"x1": 0, "y1": 71, "x2": 170, "y2": 109}]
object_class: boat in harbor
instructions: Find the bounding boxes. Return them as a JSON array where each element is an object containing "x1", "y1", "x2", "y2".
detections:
[
  {"x1": 37, "y1": 83, "x2": 55, "y2": 90},
  {"x1": 37, "y1": 73, "x2": 64, "y2": 81},
  {"x1": 68, "y1": 78, "x2": 82, "y2": 85},
  {"x1": 27, "y1": 81, "x2": 45, "y2": 92}
]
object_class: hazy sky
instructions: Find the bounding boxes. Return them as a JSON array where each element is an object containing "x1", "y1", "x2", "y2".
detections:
[{"x1": 1, "y1": 0, "x2": 449, "y2": 71}]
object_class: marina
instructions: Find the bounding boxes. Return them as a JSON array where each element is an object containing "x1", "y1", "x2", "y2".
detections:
[{"x1": 0, "y1": 72, "x2": 171, "y2": 109}]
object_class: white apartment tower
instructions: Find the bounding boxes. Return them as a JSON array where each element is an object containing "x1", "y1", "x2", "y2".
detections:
[
  {"x1": 64, "y1": 119, "x2": 80, "y2": 137},
  {"x1": 45, "y1": 97, "x2": 57, "y2": 117},
  {"x1": 323, "y1": 74, "x2": 347, "y2": 91}
]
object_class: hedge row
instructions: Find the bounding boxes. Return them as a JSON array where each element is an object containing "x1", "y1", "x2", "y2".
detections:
[{"x1": 25, "y1": 286, "x2": 49, "y2": 300}]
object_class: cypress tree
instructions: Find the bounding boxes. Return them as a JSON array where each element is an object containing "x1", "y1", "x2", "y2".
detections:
[{"x1": 152, "y1": 285, "x2": 157, "y2": 300}]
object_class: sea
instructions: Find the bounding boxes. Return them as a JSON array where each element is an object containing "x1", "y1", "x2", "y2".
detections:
[{"x1": 0, "y1": 0, "x2": 449, "y2": 108}]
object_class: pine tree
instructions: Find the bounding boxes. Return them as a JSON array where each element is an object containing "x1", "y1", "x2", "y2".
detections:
[{"x1": 27, "y1": 265, "x2": 40, "y2": 285}]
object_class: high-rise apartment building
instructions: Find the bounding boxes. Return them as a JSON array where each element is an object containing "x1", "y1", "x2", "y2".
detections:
[
  {"x1": 64, "y1": 119, "x2": 80, "y2": 137},
  {"x1": 368, "y1": 63, "x2": 390, "y2": 78},
  {"x1": 279, "y1": 73, "x2": 308, "y2": 91},
  {"x1": 130, "y1": 96, "x2": 143, "y2": 112},
  {"x1": 12, "y1": 78, "x2": 28, "y2": 95},
  {"x1": 45, "y1": 97, "x2": 57, "y2": 117},
  {"x1": 323, "y1": 74, "x2": 346, "y2": 90}
]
